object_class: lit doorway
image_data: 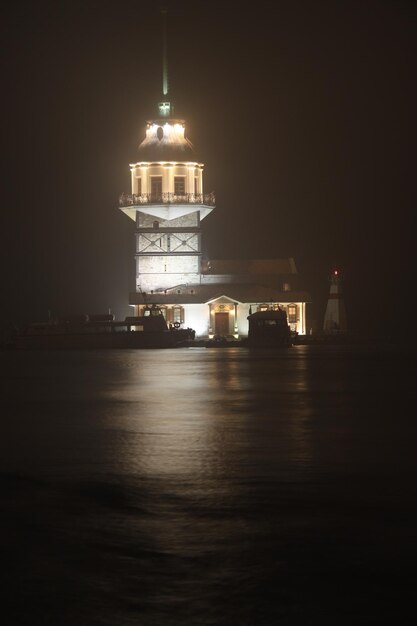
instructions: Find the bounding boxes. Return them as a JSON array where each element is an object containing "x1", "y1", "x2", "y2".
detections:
[{"x1": 215, "y1": 312, "x2": 229, "y2": 336}]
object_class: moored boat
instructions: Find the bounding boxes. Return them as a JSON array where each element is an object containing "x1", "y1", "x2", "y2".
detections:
[
  {"x1": 245, "y1": 308, "x2": 292, "y2": 348},
  {"x1": 12, "y1": 306, "x2": 195, "y2": 350}
]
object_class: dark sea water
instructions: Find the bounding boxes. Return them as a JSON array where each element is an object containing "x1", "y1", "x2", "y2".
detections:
[{"x1": 1, "y1": 344, "x2": 416, "y2": 625}]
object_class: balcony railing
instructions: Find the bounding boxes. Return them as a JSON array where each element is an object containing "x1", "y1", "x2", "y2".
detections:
[{"x1": 119, "y1": 191, "x2": 215, "y2": 208}]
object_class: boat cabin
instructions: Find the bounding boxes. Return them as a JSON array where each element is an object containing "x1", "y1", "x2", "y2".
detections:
[{"x1": 247, "y1": 309, "x2": 292, "y2": 347}]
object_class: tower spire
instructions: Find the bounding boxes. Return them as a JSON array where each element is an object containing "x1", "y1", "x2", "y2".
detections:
[{"x1": 158, "y1": 7, "x2": 172, "y2": 118}]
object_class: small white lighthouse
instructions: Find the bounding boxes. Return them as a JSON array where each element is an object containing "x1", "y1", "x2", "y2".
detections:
[{"x1": 323, "y1": 270, "x2": 347, "y2": 333}]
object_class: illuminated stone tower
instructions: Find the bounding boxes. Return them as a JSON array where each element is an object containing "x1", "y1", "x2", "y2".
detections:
[
  {"x1": 119, "y1": 8, "x2": 215, "y2": 295},
  {"x1": 118, "y1": 9, "x2": 309, "y2": 338},
  {"x1": 323, "y1": 270, "x2": 347, "y2": 332}
]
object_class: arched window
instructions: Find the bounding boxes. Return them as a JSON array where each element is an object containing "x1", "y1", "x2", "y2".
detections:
[
  {"x1": 151, "y1": 177, "x2": 162, "y2": 201},
  {"x1": 174, "y1": 176, "x2": 186, "y2": 196},
  {"x1": 153, "y1": 220, "x2": 159, "y2": 229}
]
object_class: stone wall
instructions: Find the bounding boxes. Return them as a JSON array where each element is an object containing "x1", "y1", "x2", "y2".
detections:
[{"x1": 137, "y1": 212, "x2": 199, "y2": 228}]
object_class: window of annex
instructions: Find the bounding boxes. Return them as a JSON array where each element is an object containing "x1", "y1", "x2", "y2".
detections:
[
  {"x1": 287, "y1": 304, "x2": 297, "y2": 324},
  {"x1": 171, "y1": 306, "x2": 184, "y2": 324}
]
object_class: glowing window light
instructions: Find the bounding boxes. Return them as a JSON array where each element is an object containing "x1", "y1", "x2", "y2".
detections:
[{"x1": 158, "y1": 101, "x2": 171, "y2": 117}]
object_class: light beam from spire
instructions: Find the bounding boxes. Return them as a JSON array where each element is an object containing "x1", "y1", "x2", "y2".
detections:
[{"x1": 161, "y1": 6, "x2": 168, "y2": 97}]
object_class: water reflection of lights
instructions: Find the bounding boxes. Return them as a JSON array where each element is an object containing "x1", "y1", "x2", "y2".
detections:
[
  {"x1": 103, "y1": 349, "x2": 314, "y2": 480},
  {"x1": 103, "y1": 350, "x2": 246, "y2": 478}
]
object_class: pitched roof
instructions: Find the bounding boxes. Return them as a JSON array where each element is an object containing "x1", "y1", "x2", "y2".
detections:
[
  {"x1": 202, "y1": 258, "x2": 297, "y2": 275},
  {"x1": 130, "y1": 284, "x2": 310, "y2": 305}
]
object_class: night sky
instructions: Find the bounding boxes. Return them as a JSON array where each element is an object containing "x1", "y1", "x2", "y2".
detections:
[{"x1": 1, "y1": 0, "x2": 415, "y2": 336}]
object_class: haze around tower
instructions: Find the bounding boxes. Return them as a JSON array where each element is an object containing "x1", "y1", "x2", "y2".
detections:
[{"x1": 1, "y1": 0, "x2": 415, "y2": 336}]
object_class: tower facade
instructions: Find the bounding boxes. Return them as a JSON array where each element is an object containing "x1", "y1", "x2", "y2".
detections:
[{"x1": 119, "y1": 102, "x2": 214, "y2": 295}]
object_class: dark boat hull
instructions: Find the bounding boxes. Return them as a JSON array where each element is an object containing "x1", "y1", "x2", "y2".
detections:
[
  {"x1": 245, "y1": 338, "x2": 292, "y2": 348},
  {"x1": 13, "y1": 330, "x2": 192, "y2": 350}
]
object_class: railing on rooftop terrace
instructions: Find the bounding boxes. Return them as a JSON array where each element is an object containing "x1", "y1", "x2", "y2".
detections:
[{"x1": 119, "y1": 192, "x2": 215, "y2": 208}]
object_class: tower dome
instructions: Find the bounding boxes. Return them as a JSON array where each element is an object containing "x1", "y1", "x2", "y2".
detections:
[{"x1": 137, "y1": 118, "x2": 196, "y2": 162}]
